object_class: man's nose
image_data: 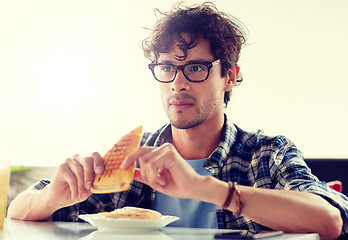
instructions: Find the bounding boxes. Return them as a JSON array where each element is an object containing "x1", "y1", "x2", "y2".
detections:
[{"x1": 171, "y1": 69, "x2": 190, "y2": 92}]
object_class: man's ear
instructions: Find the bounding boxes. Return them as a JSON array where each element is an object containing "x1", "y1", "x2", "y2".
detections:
[{"x1": 224, "y1": 65, "x2": 240, "y2": 91}]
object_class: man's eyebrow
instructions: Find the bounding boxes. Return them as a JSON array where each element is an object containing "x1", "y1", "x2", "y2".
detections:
[
  {"x1": 157, "y1": 60, "x2": 174, "y2": 64},
  {"x1": 185, "y1": 59, "x2": 213, "y2": 64},
  {"x1": 158, "y1": 59, "x2": 213, "y2": 64}
]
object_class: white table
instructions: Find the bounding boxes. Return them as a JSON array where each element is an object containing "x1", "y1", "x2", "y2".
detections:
[{"x1": 1, "y1": 218, "x2": 320, "y2": 240}]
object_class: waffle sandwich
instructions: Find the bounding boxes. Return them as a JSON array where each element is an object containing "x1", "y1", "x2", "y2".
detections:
[
  {"x1": 91, "y1": 125, "x2": 143, "y2": 193},
  {"x1": 98, "y1": 207, "x2": 162, "y2": 219}
]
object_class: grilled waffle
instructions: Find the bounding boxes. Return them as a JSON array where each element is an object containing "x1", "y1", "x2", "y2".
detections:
[
  {"x1": 91, "y1": 125, "x2": 143, "y2": 193},
  {"x1": 98, "y1": 207, "x2": 162, "y2": 219}
]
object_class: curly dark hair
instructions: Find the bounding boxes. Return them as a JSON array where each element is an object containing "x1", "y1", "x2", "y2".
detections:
[{"x1": 142, "y1": 2, "x2": 248, "y2": 106}]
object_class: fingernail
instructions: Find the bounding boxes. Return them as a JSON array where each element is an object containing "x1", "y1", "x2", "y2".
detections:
[
  {"x1": 96, "y1": 166, "x2": 103, "y2": 174},
  {"x1": 158, "y1": 178, "x2": 166, "y2": 186},
  {"x1": 86, "y1": 181, "x2": 92, "y2": 189}
]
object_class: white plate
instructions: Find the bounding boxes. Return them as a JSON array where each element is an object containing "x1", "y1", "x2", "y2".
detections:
[{"x1": 79, "y1": 214, "x2": 180, "y2": 232}]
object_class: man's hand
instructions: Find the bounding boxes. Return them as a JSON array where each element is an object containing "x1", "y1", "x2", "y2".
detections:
[
  {"x1": 121, "y1": 143, "x2": 203, "y2": 199},
  {"x1": 46, "y1": 152, "x2": 105, "y2": 209},
  {"x1": 7, "y1": 152, "x2": 106, "y2": 221}
]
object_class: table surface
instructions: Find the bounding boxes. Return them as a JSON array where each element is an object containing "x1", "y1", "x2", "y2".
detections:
[{"x1": 1, "y1": 218, "x2": 320, "y2": 240}]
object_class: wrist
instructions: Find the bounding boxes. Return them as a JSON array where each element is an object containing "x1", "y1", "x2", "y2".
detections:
[
  {"x1": 41, "y1": 185, "x2": 63, "y2": 214},
  {"x1": 219, "y1": 182, "x2": 244, "y2": 217},
  {"x1": 226, "y1": 182, "x2": 243, "y2": 215},
  {"x1": 191, "y1": 175, "x2": 228, "y2": 207},
  {"x1": 193, "y1": 177, "x2": 244, "y2": 215}
]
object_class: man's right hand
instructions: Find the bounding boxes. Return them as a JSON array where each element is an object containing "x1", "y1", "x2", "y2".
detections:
[{"x1": 45, "y1": 152, "x2": 105, "y2": 209}]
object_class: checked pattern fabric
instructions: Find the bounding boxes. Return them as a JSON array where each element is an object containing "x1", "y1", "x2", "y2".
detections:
[{"x1": 34, "y1": 115, "x2": 348, "y2": 234}]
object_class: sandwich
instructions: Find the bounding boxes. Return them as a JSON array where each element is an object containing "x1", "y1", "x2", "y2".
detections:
[
  {"x1": 91, "y1": 125, "x2": 143, "y2": 193},
  {"x1": 97, "y1": 207, "x2": 162, "y2": 219}
]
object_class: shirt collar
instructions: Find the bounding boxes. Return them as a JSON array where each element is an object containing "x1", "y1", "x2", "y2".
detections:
[
  {"x1": 207, "y1": 114, "x2": 237, "y2": 167},
  {"x1": 144, "y1": 123, "x2": 171, "y2": 147},
  {"x1": 146, "y1": 114, "x2": 237, "y2": 165}
]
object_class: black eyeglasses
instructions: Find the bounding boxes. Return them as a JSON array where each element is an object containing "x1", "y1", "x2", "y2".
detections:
[{"x1": 148, "y1": 59, "x2": 221, "y2": 83}]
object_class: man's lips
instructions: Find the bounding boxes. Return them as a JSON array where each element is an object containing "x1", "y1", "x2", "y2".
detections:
[
  {"x1": 170, "y1": 100, "x2": 194, "y2": 107},
  {"x1": 168, "y1": 95, "x2": 196, "y2": 110}
]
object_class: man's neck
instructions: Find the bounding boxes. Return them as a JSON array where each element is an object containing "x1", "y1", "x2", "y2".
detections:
[{"x1": 171, "y1": 114, "x2": 225, "y2": 160}]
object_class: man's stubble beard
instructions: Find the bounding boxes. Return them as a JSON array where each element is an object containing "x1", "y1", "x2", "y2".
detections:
[
  {"x1": 168, "y1": 109, "x2": 204, "y2": 129},
  {"x1": 164, "y1": 95, "x2": 220, "y2": 130}
]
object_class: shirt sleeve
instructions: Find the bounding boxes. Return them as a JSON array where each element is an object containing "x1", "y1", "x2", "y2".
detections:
[
  {"x1": 271, "y1": 140, "x2": 348, "y2": 235},
  {"x1": 301, "y1": 181, "x2": 348, "y2": 233},
  {"x1": 32, "y1": 180, "x2": 117, "y2": 222},
  {"x1": 32, "y1": 179, "x2": 154, "y2": 222}
]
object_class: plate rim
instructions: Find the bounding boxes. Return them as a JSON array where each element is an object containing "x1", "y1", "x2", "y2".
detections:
[{"x1": 78, "y1": 214, "x2": 179, "y2": 230}]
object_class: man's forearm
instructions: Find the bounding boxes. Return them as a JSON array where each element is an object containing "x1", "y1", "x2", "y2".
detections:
[
  {"x1": 7, "y1": 188, "x2": 58, "y2": 221},
  {"x1": 238, "y1": 186, "x2": 342, "y2": 237},
  {"x1": 193, "y1": 177, "x2": 342, "y2": 239}
]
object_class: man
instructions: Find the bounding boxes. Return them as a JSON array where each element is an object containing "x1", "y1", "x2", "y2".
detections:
[{"x1": 8, "y1": 2, "x2": 348, "y2": 239}]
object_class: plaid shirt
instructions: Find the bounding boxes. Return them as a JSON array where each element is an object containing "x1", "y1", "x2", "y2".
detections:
[{"x1": 34, "y1": 115, "x2": 348, "y2": 234}]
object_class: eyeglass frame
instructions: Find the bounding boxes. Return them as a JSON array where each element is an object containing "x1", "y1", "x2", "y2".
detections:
[{"x1": 148, "y1": 59, "x2": 221, "y2": 83}]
